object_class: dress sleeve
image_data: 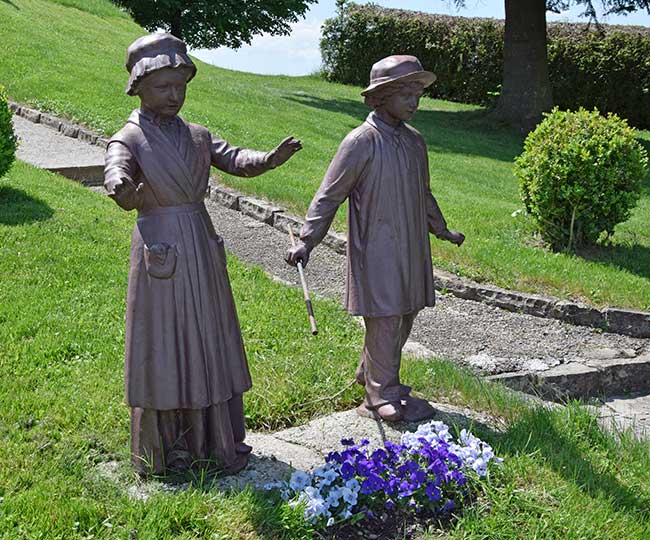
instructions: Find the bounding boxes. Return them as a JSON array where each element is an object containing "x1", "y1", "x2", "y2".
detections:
[
  {"x1": 210, "y1": 133, "x2": 273, "y2": 177},
  {"x1": 104, "y1": 141, "x2": 143, "y2": 211},
  {"x1": 425, "y1": 190, "x2": 448, "y2": 238},
  {"x1": 300, "y1": 134, "x2": 369, "y2": 250}
]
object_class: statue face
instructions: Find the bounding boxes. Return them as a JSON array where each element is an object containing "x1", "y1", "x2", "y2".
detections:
[
  {"x1": 378, "y1": 84, "x2": 424, "y2": 123},
  {"x1": 137, "y1": 67, "x2": 189, "y2": 118}
]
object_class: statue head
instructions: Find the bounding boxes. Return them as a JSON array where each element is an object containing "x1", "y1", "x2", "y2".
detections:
[
  {"x1": 125, "y1": 33, "x2": 196, "y2": 95},
  {"x1": 361, "y1": 55, "x2": 435, "y2": 122}
]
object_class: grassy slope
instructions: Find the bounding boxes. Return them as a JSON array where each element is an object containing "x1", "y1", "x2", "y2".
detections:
[
  {"x1": 1, "y1": 0, "x2": 649, "y2": 310},
  {"x1": 0, "y1": 161, "x2": 353, "y2": 539},
  {"x1": 2, "y1": 162, "x2": 650, "y2": 539}
]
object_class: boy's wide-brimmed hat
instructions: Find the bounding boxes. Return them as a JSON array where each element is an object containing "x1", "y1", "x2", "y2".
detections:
[
  {"x1": 125, "y1": 33, "x2": 197, "y2": 96},
  {"x1": 361, "y1": 55, "x2": 435, "y2": 96}
]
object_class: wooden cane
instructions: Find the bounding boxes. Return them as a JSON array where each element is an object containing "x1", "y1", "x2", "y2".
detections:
[{"x1": 288, "y1": 226, "x2": 318, "y2": 335}]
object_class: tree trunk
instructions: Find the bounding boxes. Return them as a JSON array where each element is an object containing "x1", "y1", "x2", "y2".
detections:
[
  {"x1": 492, "y1": 0, "x2": 553, "y2": 133},
  {"x1": 170, "y1": 9, "x2": 183, "y2": 39}
]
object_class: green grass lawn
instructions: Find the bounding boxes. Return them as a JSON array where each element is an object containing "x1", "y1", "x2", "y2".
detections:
[
  {"x1": 1, "y1": 0, "x2": 649, "y2": 311},
  {"x1": 2, "y1": 163, "x2": 650, "y2": 538}
]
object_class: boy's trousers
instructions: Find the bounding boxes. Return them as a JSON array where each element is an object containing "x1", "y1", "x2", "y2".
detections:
[{"x1": 355, "y1": 311, "x2": 418, "y2": 407}]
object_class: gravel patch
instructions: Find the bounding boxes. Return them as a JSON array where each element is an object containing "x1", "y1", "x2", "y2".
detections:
[
  {"x1": 206, "y1": 200, "x2": 346, "y2": 300},
  {"x1": 205, "y1": 200, "x2": 648, "y2": 376}
]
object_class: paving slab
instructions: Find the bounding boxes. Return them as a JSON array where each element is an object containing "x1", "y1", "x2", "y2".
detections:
[
  {"x1": 95, "y1": 402, "x2": 506, "y2": 501},
  {"x1": 592, "y1": 393, "x2": 650, "y2": 439},
  {"x1": 273, "y1": 403, "x2": 504, "y2": 459},
  {"x1": 12, "y1": 114, "x2": 105, "y2": 183}
]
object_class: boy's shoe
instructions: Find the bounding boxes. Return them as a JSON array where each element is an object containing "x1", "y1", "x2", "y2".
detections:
[{"x1": 401, "y1": 396, "x2": 436, "y2": 422}]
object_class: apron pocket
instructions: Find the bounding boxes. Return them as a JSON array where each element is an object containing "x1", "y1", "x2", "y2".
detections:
[{"x1": 144, "y1": 243, "x2": 177, "y2": 279}]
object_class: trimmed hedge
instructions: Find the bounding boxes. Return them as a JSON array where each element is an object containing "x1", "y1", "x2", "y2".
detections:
[
  {"x1": 0, "y1": 85, "x2": 16, "y2": 179},
  {"x1": 515, "y1": 108, "x2": 648, "y2": 250},
  {"x1": 320, "y1": 3, "x2": 650, "y2": 128}
]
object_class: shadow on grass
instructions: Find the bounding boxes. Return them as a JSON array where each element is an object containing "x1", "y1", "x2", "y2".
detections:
[
  {"x1": 0, "y1": 185, "x2": 54, "y2": 225},
  {"x1": 571, "y1": 172, "x2": 650, "y2": 281},
  {"x1": 500, "y1": 406, "x2": 650, "y2": 516},
  {"x1": 576, "y1": 242, "x2": 650, "y2": 282},
  {"x1": 283, "y1": 93, "x2": 523, "y2": 163},
  {"x1": 0, "y1": 0, "x2": 19, "y2": 8},
  {"x1": 138, "y1": 452, "x2": 311, "y2": 536}
]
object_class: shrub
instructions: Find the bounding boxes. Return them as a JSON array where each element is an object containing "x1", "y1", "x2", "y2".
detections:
[
  {"x1": 514, "y1": 107, "x2": 648, "y2": 251},
  {"x1": 0, "y1": 85, "x2": 17, "y2": 179},
  {"x1": 321, "y1": 2, "x2": 650, "y2": 128}
]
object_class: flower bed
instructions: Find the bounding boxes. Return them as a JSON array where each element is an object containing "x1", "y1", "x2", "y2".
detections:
[{"x1": 264, "y1": 420, "x2": 502, "y2": 534}]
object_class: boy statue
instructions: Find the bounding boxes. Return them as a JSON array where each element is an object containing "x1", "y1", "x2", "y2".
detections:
[
  {"x1": 104, "y1": 33, "x2": 301, "y2": 476},
  {"x1": 286, "y1": 55, "x2": 464, "y2": 423}
]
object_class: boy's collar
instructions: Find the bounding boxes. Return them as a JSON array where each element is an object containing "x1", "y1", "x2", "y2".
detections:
[{"x1": 366, "y1": 111, "x2": 405, "y2": 134}]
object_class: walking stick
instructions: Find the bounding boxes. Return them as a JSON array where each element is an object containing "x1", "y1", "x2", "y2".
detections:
[{"x1": 288, "y1": 226, "x2": 318, "y2": 335}]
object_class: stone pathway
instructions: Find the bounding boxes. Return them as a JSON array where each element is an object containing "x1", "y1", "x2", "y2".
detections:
[
  {"x1": 13, "y1": 115, "x2": 104, "y2": 168},
  {"x1": 12, "y1": 114, "x2": 105, "y2": 184},
  {"x1": 10, "y1": 110, "x2": 650, "y2": 442},
  {"x1": 204, "y1": 202, "x2": 648, "y2": 377}
]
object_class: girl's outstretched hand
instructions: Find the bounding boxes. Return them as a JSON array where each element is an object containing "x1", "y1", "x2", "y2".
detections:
[{"x1": 267, "y1": 136, "x2": 303, "y2": 168}]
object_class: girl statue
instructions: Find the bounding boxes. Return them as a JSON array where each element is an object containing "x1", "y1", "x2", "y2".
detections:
[{"x1": 104, "y1": 33, "x2": 302, "y2": 476}]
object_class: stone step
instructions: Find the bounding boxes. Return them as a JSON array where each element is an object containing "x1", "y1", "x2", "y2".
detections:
[
  {"x1": 488, "y1": 352, "x2": 650, "y2": 401},
  {"x1": 45, "y1": 164, "x2": 105, "y2": 186}
]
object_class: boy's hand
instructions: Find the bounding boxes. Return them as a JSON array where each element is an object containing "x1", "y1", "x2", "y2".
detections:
[
  {"x1": 267, "y1": 136, "x2": 303, "y2": 168},
  {"x1": 285, "y1": 242, "x2": 311, "y2": 267},
  {"x1": 442, "y1": 229, "x2": 465, "y2": 247}
]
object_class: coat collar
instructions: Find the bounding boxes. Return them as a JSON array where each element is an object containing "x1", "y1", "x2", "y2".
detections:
[{"x1": 365, "y1": 111, "x2": 408, "y2": 137}]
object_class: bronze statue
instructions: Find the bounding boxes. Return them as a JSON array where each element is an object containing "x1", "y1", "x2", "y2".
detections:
[
  {"x1": 104, "y1": 33, "x2": 301, "y2": 476},
  {"x1": 286, "y1": 55, "x2": 464, "y2": 423}
]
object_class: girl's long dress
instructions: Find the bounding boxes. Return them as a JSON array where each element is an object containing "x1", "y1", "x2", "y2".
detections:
[{"x1": 104, "y1": 109, "x2": 273, "y2": 475}]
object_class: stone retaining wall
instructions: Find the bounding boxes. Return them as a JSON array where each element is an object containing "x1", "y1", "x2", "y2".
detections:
[{"x1": 9, "y1": 101, "x2": 109, "y2": 149}]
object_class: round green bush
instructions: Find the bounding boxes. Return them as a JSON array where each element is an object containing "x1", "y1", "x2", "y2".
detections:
[
  {"x1": 515, "y1": 107, "x2": 648, "y2": 251},
  {"x1": 0, "y1": 85, "x2": 17, "y2": 179}
]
